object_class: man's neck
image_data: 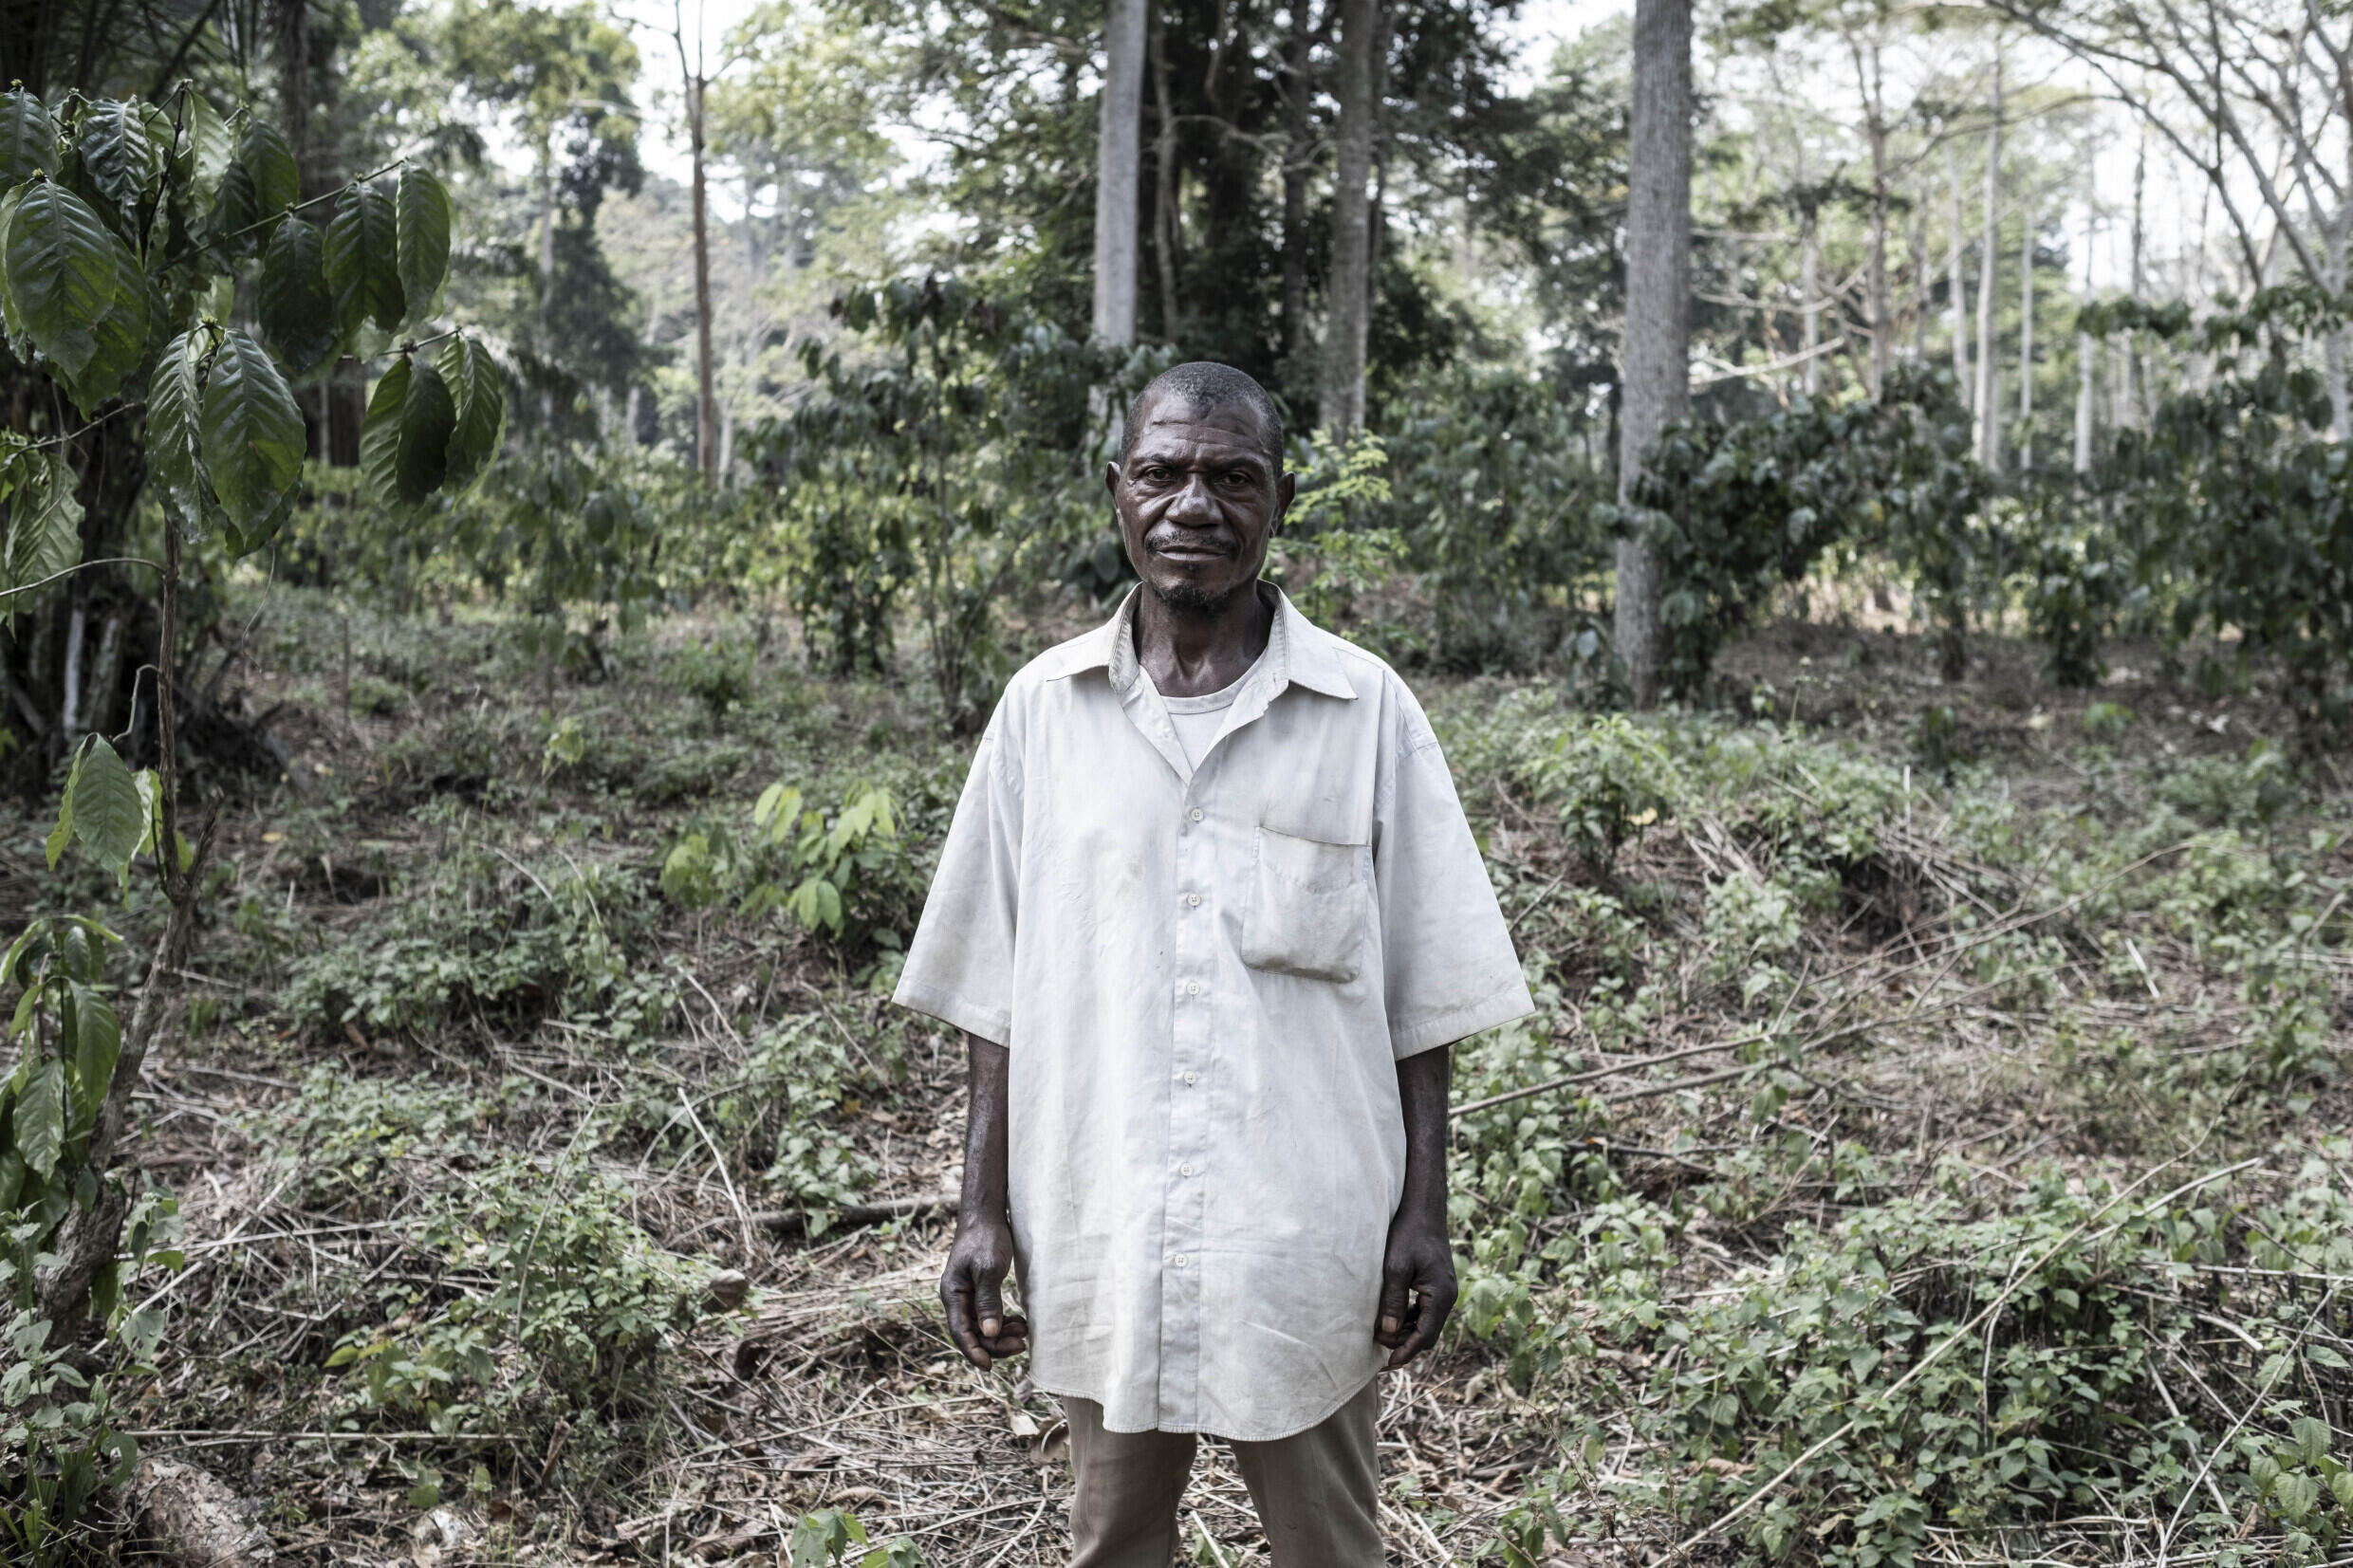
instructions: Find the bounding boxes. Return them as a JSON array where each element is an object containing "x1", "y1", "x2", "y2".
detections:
[{"x1": 1133, "y1": 581, "x2": 1274, "y2": 699}]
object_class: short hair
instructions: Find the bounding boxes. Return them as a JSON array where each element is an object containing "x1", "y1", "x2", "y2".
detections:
[{"x1": 1120, "y1": 362, "x2": 1285, "y2": 467}]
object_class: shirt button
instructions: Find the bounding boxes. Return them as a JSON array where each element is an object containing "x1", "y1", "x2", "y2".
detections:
[
  {"x1": 1179, "y1": 1162, "x2": 1195, "y2": 1176},
  {"x1": 1185, "y1": 893, "x2": 1201, "y2": 907},
  {"x1": 1185, "y1": 981, "x2": 1200, "y2": 995},
  {"x1": 1188, "y1": 807, "x2": 1203, "y2": 821},
  {"x1": 1172, "y1": 1254, "x2": 1189, "y2": 1268},
  {"x1": 1182, "y1": 1071, "x2": 1197, "y2": 1085}
]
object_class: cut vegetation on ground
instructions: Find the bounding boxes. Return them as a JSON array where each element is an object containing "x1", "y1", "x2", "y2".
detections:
[{"x1": 9, "y1": 586, "x2": 2346, "y2": 1567}]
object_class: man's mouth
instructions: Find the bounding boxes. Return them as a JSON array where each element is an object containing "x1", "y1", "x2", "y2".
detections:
[{"x1": 1148, "y1": 537, "x2": 1237, "y2": 563}]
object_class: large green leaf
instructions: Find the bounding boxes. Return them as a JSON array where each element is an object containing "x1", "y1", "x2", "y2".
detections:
[
  {"x1": 76, "y1": 99, "x2": 164, "y2": 219},
  {"x1": 361, "y1": 355, "x2": 457, "y2": 507},
  {"x1": 68, "y1": 241, "x2": 153, "y2": 412},
  {"x1": 239, "y1": 118, "x2": 299, "y2": 220},
  {"x1": 0, "y1": 89, "x2": 60, "y2": 188},
  {"x1": 197, "y1": 329, "x2": 305, "y2": 533},
  {"x1": 3, "y1": 452, "x2": 84, "y2": 593},
  {"x1": 146, "y1": 330, "x2": 208, "y2": 529},
  {"x1": 173, "y1": 92, "x2": 232, "y2": 200},
  {"x1": 395, "y1": 166, "x2": 451, "y2": 327},
  {"x1": 0, "y1": 178, "x2": 123, "y2": 381},
  {"x1": 437, "y1": 335, "x2": 506, "y2": 491},
  {"x1": 258, "y1": 215, "x2": 340, "y2": 378},
  {"x1": 16, "y1": 1057, "x2": 65, "y2": 1179},
  {"x1": 70, "y1": 736, "x2": 145, "y2": 876},
  {"x1": 208, "y1": 157, "x2": 257, "y2": 252},
  {"x1": 68, "y1": 981, "x2": 120, "y2": 1119},
  {"x1": 324, "y1": 180, "x2": 403, "y2": 335}
]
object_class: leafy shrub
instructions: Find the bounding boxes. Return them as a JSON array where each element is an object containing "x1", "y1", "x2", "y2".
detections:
[
  {"x1": 787, "y1": 1508, "x2": 921, "y2": 1568},
  {"x1": 670, "y1": 637, "x2": 756, "y2": 726},
  {"x1": 1622, "y1": 367, "x2": 1989, "y2": 692},
  {"x1": 2155, "y1": 742, "x2": 2300, "y2": 832},
  {"x1": 328, "y1": 1158, "x2": 713, "y2": 1434},
  {"x1": 662, "y1": 783, "x2": 924, "y2": 976},
  {"x1": 287, "y1": 852, "x2": 672, "y2": 1042},
  {"x1": 1519, "y1": 1168, "x2": 2353, "y2": 1568},
  {"x1": 1513, "y1": 714, "x2": 1674, "y2": 873}
]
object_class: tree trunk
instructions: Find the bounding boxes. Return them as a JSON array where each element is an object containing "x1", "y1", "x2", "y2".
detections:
[
  {"x1": 685, "y1": 51, "x2": 718, "y2": 485},
  {"x1": 2075, "y1": 199, "x2": 2095, "y2": 473},
  {"x1": 1322, "y1": 0, "x2": 1380, "y2": 433},
  {"x1": 1800, "y1": 212, "x2": 1819, "y2": 395},
  {"x1": 1094, "y1": 0, "x2": 1147, "y2": 348},
  {"x1": 1149, "y1": 1, "x2": 1181, "y2": 341},
  {"x1": 1948, "y1": 138, "x2": 1970, "y2": 406},
  {"x1": 2018, "y1": 202, "x2": 2033, "y2": 470},
  {"x1": 1909, "y1": 197, "x2": 1931, "y2": 362},
  {"x1": 2118, "y1": 128, "x2": 2144, "y2": 429},
  {"x1": 1973, "y1": 48, "x2": 2001, "y2": 470},
  {"x1": 1614, "y1": 0, "x2": 1692, "y2": 708},
  {"x1": 1278, "y1": 6, "x2": 1316, "y2": 364},
  {"x1": 1852, "y1": 34, "x2": 1890, "y2": 399}
]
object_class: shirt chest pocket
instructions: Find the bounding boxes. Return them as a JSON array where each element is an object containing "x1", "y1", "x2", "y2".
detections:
[{"x1": 1239, "y1": 826, "x2": 1367, "y2": 984}]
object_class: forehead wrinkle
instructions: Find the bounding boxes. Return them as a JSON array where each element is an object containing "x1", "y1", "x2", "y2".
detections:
[{"x1": 1128, "y1": 425, "x2": 1277, "y2": 474}]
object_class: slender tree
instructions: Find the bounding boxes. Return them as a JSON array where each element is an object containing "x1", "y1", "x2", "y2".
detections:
[
  {"x1": 1094, "y1": 0, "x2": 1147, "y2": 350},
  {"x1": 1948, "y1": 136, "x2": 1971, "y2": 407},
  {"x1": 1322, "y1": 0, "x2": 1380, "y2": 430},
  {"x1": 2075, "y1": 197, "x2": 2095, "y2": 472},
  {"x1": 1615, "y1": 0, "x2": 1693, "y2": 706},
  {"x1": 2018, "y1": 198, "x2": 2034, "y2": 469},
  {"x1": 1973, "y1": 46, "x2": 2002, "y2": 470},
  {"x1": 673, "y1": 0, "x2": 719, "y2": 483}
]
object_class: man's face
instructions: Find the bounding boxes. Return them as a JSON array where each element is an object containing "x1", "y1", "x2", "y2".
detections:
[{"x1": 1107, "y1": 395, "x2": 1296, "y2": 616}]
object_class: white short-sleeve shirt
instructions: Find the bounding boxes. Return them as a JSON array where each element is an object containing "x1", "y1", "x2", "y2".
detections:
[{"x1": 893, "y1": 585, "x2": 1534, "y2": 1440}]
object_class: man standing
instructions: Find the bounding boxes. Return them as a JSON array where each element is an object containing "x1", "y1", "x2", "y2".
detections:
[{"x1": 893, "y1": 363, "x2": 1532, "y2": 1565}]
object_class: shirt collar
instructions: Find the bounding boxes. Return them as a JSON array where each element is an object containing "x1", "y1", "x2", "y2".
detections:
[{"x1": 1082, "y1": 582, "x2": 1358, "y2": 702}]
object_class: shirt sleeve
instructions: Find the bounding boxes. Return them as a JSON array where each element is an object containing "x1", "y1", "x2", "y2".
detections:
[
  {"x1": 1375, "y1": 720, "x2": 1536, "y2": 1059},
  {"x1": 893, "y1": 712, "x2": 1024, "y2": 1045}
]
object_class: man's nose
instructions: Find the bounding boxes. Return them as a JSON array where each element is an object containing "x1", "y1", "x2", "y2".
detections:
[{"x1": 1169, "y1": 472, "x2": 1219, "y2": 523}]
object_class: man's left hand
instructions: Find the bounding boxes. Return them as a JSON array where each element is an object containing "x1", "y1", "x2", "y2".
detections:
[{"x1": 1374, "y1": 1206, "x2": 1456, "y2": 1369}]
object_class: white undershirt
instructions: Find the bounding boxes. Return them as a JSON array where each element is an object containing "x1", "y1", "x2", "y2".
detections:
[{"x1": 1154, "y1": 650, "x2": 1265, "y2": 770}]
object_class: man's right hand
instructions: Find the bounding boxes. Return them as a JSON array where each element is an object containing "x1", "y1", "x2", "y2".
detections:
[{"x1": 940, "y1": 1212, "x2": 1028, "y2": 1369}]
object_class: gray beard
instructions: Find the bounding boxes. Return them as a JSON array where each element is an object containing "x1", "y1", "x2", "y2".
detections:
[{"x1": 1148, "y1": 576, "x2": 1249, "y2": 619}]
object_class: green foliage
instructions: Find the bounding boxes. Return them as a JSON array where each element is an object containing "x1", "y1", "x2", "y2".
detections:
[
  {"x1": 1622, "y1": 369, "x2": 1987, "y2": 692},
  {"x1": 752, "y1": 276, "x2": 1120, "y2": 726},
  {"x1": 1512, "y1": 713, "x2": 1673, "y2": 873},
  {"x1": 0, "y1": 918, "x2": 180, "y2": 1562},
  {"x1": 0, "y1": 86, "x2": 501, "y2": 542},
  {"x1": 786, "y1": 1507, "x2": 921, "y2": 1568},
  {"x1": 324, "y1": 1155, "x2": 710, "y2": 1434},
  {"x1": 662, "y1": 782, "x2": 919, "y2": 974},
  {"x1": 287, "y1": 849, "x2": 672, "y2": 1042},
  {"x1": 670, "y1": 638, "x2": 755, "y2": 725}
]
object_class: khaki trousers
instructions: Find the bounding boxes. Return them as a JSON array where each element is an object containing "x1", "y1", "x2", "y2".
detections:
[{"x1": 1063, "y1": 1380, "x2": 1383, "y2": 1568}]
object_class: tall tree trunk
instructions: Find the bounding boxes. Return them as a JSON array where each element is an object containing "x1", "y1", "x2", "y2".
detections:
[
  {"x1": 1094, "y1": 0, "x2": 1146, "y2": 348},
  {"x1": 1800, "y1": 209, "x2": 1820, "y2": 395},
  {"x1": 2075, "y1": 202, "x2": 2095, "y2": 473},
  {"x1": 1149, "y1": 1, "x2": 1181, "y2": 341},
  {"x1": 1948, "y1": 138, "x2": 1971, "y2": 406},
  {"x1": 1614, "y1": 0, "x2": 1692, "y2": 709},
  {"x1": 1973, "y1": 48, "x2": 2002, "y2": 470},
  {"x1": 2325, "y1": 209, "x2": 2347, "y2": 439},
  {"x1": 2118, "y1": 128, "x2": 2144, "y2": 430},
  {"x1": 1851, "y1": 34, "x2": 1890, "y2": 399},
  {"x1": 1322, "y1": 0, "x2": 1380, "y2": 432},
  {"x1": 689, "y1": 73, "x2": 717, "y2": 484},
  {"x1": 1278, "y1": 6, "x2": 1316, "y2": 364},
  {"x1": 1909, "y1": 197, "x2": 1931, "y2": 362},
  {"x1": 2018, "y1": 202, "x2": 2034, "y2": 470}
]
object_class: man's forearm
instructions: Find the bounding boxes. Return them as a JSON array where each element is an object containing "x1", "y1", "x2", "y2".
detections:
[
  {"x1": 959, "y1": 1033, "x2": 1011, "y2": 1223},
  {"x1": 1396, "y1": 1045, "x2": 1451, "y2": 1222}
]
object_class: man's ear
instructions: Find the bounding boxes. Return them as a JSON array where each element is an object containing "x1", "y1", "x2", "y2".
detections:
[{"x1": 1272, "y1": 470, "x2": 1298, "y2": 530}]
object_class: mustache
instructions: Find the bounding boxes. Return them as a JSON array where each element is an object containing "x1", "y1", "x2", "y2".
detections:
[{"x1": 1144, "y1": 530, "x2": 1240, "y2": 557}]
